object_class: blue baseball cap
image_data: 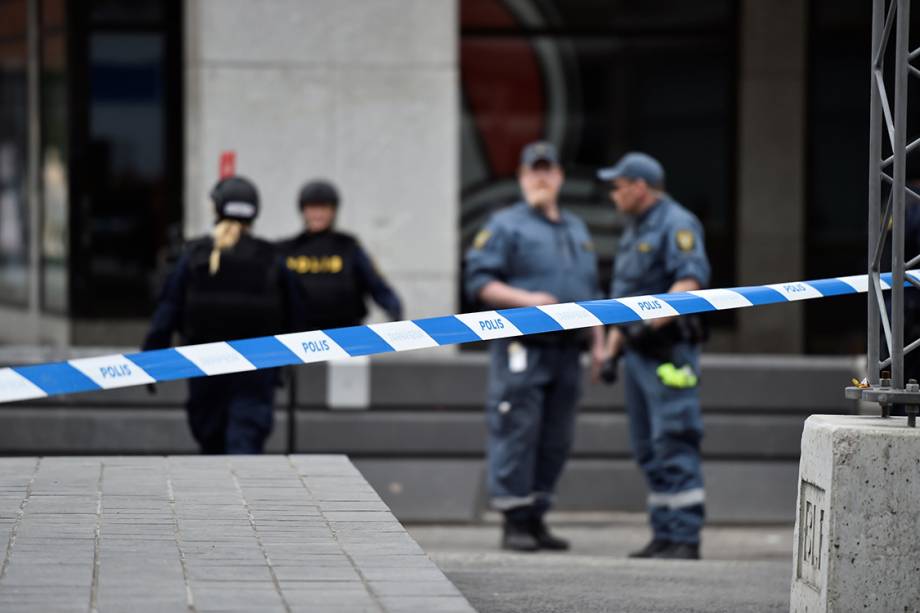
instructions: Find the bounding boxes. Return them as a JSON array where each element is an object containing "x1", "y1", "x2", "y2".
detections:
[
  {"x1": 597, "y1": 152, "x2": 664, "y2": 187},
  {"x1": 520, "y1": 141, "x2": 559, "y2": 167}
]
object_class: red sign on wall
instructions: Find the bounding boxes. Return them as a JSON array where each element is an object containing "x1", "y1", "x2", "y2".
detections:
[{"x1": 219, "y1": 151, "x2": 236, "y2": 178}]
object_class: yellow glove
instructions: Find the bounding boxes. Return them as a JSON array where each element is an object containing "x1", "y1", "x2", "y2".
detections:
[{"x1": 656, "y1": 363, "x2": 698, "y2": 389}]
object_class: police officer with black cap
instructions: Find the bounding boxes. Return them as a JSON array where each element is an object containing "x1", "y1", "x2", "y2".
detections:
[
  {"x1": 465, "y1": 141, "x2": 606, "y2": 552},
  {"x1": 278, "y1": 179, "x2": 402, "y2": 330},
  {"x1": 143, "y1": 175, "x2": 304, "y2": 454}
]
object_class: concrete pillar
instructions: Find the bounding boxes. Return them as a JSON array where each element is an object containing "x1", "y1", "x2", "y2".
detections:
[
  {"x1": 791, "y1": 415, "x2": 920, "y2": 612},
  {"x1": 185, "y1": 0, "x2": 458, "y2": 322},
  {"x1": 736, "y1": 0, "x2": 807, "y2": 352}
]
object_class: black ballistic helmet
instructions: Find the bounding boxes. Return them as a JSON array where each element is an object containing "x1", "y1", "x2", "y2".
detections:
[
  {"x1": 298, "y1": 179, "x2": 340, "y2": 210},
  {"x1": 211, "y1": 175, "x2": 260, "y2": 221}
]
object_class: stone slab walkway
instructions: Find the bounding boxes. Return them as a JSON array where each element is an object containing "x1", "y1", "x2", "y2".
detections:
[{"x1": 0, "y1": 455, "x2": 475, "y2": 613}]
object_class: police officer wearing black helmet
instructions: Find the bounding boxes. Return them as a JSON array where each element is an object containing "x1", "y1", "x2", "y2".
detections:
[
  {"x1": 143, "y1": 175, "x2": 304, "y2": 454},
  {"x1": 278, "y1": 179, "x2": 402, "y2": 330}
]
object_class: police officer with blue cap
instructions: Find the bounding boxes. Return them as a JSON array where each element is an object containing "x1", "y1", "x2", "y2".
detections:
[
  {"x1": 598, "y1": 152, "x2": 711, "y2": 560},
  {"x1": 465, "y1": 141, "x2": 605, "y2": 552}
]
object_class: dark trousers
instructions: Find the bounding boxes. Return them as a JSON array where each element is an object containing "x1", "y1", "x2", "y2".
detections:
[
  {"x1": 623, "y1": 342, "x2": 705, "y2": 544},
  {"x1": 485, "y1": 339, "x2": 582, "y2": 523},
  {"x1": 186, "y1": 369, "x2": 276, "y2": 454}
]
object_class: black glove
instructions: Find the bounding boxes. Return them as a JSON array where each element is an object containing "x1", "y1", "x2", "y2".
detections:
[{"x1": 600, "y1": 354, "x2": 621, "y2": 386}]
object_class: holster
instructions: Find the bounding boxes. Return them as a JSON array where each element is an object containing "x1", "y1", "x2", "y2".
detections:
[
  {"x1": 620, "y1": 315, "x2": 708, "y2": 363},
  {"x1": 521, "y1": 328, "x2": 590, "y2": 350},
  {"x1": 620, "y1": 323, "x2": 674, "y2": 363}
]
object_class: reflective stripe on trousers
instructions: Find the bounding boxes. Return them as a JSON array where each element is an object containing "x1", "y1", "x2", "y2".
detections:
[
  {"x1": 491, "y1": 491, "x2": 555, "y2": 512},
  {"x1": 647, "y1": 487, "x2": 705, "y2": 509}
]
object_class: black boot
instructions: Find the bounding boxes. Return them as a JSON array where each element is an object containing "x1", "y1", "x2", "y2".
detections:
[
  {"x1": 501, "y1": 519, "x2": 539, "y2": 552},
  {"x1": 653, "y1": 542, "x2": 700, "y2": 560},
  {"x1": 529, "y1": 517, "x2": 569, "y2": 551},
  {"x1": 628, "y1": 539, "x2": 671, "y2": 558}
]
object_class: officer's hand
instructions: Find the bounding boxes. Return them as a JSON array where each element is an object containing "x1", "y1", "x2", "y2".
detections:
[
  {"x1": 527, "y1": 291, "x2": 559, "y2": 306},
  {"x1": 599, "y1": 355, "x2": 621, "y2": 386},
  {"x1": 590, "y1": 344, "x2": 609, "y2": 384}
]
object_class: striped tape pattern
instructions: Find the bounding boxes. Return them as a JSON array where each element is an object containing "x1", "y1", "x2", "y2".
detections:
[{"x1": 0, "y1": 272, "x2": 907, "y2": 404}]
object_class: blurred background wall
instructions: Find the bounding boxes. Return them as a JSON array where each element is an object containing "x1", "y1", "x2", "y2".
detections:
[
  {"x1": 184, "y1": 0, "x2": 458, "y2": 328},
  {"x1": 1, "y1": 0, "x2": 917, "y2": 352}
]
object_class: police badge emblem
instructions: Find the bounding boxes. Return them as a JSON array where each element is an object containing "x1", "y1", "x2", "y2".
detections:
[{"x1": 676, "y1": 230, "x2": 695, "y2": 252}]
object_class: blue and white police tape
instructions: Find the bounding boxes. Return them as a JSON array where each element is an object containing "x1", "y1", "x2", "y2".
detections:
[{"x1": 0, "y1": 271, "x2": 912, "y2": 404}]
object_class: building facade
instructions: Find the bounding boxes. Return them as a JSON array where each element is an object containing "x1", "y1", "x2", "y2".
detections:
[{"x1": 0, "y1": 0, "x2": 904, "y2": 353}]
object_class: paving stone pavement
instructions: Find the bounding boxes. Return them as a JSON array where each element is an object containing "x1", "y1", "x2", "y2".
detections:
[{"x1": 0, "y1": 455, "x2": 475, "y2": 613}]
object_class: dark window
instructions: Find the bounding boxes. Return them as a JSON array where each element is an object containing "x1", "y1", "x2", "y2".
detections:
[
  {"x1": 459, "y1": 0, "x2": 737, "y2": 315},
  {"x1": 68, "y1": 0, "x2": 182, "y2": 319},
  {"x1": 806, "y1": 0, "x2": 920, "y2": 353}
]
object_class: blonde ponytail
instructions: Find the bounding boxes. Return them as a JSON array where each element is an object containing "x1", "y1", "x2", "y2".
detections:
[{"x1": 209, "y1": 219, "x2": 246, "y2": 275}]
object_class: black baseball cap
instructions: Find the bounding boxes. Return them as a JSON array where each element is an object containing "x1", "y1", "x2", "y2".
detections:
[
  {"x1": 520, "y1": 141, "x2": 559, "y2": 168},
  {"x1": 211, "y1": 176, "x2": 259, "y2": 221}
]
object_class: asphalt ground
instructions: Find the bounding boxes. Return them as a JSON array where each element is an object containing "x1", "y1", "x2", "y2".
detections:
[{"x1": 408, "y1": 513, "x2": 793, "y2": 613}]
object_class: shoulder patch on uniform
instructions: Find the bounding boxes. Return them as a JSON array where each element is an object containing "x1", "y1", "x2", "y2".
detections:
[
  {"x1": 582, "y1": 240, "x2": 594, "y2": 252},
  {"x1": 473, "y1": 229, "x2": 492, "y2": 250},
  {"x1": 637, "y1": 242, "x2": 652, "y2": 253},
  {"x1": 675, "y1": 229, "x2": 695, "y2": 252}
]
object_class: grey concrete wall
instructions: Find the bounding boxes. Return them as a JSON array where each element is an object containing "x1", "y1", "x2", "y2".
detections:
[
  {"x1": 736, "y1": 0, "x2": 808, "y2": 353},
  {"x1": 184, "y1": 0, "x2": 459, "y2": 321}
]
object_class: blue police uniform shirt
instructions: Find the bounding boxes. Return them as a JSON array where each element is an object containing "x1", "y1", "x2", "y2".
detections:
[
  {"x1": 611, "y1": 196, "x2": 710, "y2": 298},
  {"x1": 465, "y1": 201, "x2": 600, "y2": 304}
]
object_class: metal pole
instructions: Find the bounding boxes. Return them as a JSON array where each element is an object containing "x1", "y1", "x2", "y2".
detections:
[
  {"x1": 27, "y1": 0, "x2": 42, "y2": 330},
  {"x1": 286, "y1": 368, "x2": 297, "y2": 454},
  {"x1": 891, "y1": 0, "x2": 910, "y2": 391},
  {"x1": 868, "y1": 0, "x2": 884, "y2": 386},
  {"x1": 850, "y1": 0, "x2": 918, "y2": 426}
]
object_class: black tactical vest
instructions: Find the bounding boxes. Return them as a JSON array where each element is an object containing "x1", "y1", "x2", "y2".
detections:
[
  {"x1": 182, "y1": 235, "x2": 285, "y2": 344},
  {"x1": 279, "y1": 231, "x2": 366, "y2": 329}
]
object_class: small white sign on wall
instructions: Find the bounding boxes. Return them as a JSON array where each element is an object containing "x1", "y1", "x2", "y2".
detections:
[{"x1": 327, "y1": 356, "x2": 370, "y2": 410}]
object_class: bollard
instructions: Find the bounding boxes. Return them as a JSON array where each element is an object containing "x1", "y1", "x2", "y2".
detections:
[{"x1": 790, "y1": 415, "x2": 920, "y2": 612}]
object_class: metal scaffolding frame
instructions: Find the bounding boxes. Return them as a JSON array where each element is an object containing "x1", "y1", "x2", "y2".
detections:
[{"x1": 848, "y1": 0, "x2": 920, "y2": 426}]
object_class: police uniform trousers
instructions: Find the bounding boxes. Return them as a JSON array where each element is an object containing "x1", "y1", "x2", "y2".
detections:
[
  {"x1": 186, "y1": 369, "x2": 276, "y2": 454},
  {"x1": 486, "y1": 338, "x2": 582, "y2": 522},
  {"x1": 623, "y1": 341, "x2": 705, "y2": 544}
]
